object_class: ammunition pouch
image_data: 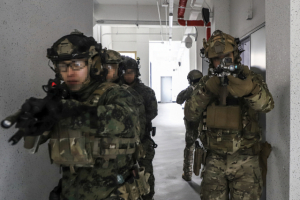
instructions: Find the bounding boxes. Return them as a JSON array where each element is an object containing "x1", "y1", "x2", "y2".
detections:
[
  {"x1": 49, "y1": 127, "x2": 136, "y2": 170},
  {"x1": 206, "y1": 105, "x2": 242, "y2": 131},
  {"x1": 115, "y1": 167, "x2": 150, "y2": 200},
  {"x1": 205, "y1": 129, "x2": 242, "y2": 154}
]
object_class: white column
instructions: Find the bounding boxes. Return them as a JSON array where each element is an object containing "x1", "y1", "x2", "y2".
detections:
[
  {"x1": 265, "y1": 0, "x2": 290, "y2": 199},
  {"x1": 136, "y1": 28, "x2": 150, "y2": 86},
  {"x1": 290, "y1": 0, "x2": 300, "y2": 199}
]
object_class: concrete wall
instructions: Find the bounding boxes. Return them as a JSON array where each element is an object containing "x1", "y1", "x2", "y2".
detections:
[
  {"x1": 0, "y1": 0, "x2": 93, "y2": 199},
  {"x1": 290, "y1": 0, "x2": 300, "y2": 199},
  {"x1": 265, "y1": 0, "x2": 290, "y2": 199},
  {"x1": 230, "y1": 0, "x2": 265, "y2": 38}
]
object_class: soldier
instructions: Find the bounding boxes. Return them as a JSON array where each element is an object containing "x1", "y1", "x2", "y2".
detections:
[
  {"x1": 176, "y1": 69, "x2": 203, "y2": 181},
  {"x1": 4, "y1": 30, "x2": 150, "y2": 200},
  {"x1": 120, "y1": 56, "x2": 158, "y2": 200},
  {"x1": 184, "y1": 30, "x2": 274, "y2": 199},
  {"x1": 176, "y1": 70, "x2": 203, "y2": 105}
]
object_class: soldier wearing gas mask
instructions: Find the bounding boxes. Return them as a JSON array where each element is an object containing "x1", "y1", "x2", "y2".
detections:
[
  {"x1": 176, "y1": 69, "x2": 203, "y2": 181},
  {"x1": 184, "y1": 30, "x2": 274, "y2": 199}
]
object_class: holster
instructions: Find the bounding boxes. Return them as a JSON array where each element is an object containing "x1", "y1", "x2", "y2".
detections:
[
  {"x1": 259, "y1": 141, "x2": 272, "y2": 186},
  {"x1": 193, "y1": 141, "x2": 206, "y2": 176}
]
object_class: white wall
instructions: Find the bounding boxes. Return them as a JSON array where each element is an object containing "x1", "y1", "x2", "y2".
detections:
[
  {"x1": 230, "y1": 0, "x2": 265, "y2": 38},
  {"x1": 0, "y1": 0, "x2": 93, "y2": 199},
  {"x1": 150, "y1": 42, "x2": 190, "y2": 102},
  {"x1": 101, "y1": 26, "x2": 113, "y2": 49},
  {"x1": 107, "y1": 27, "x2": 187, "y2": 87}
]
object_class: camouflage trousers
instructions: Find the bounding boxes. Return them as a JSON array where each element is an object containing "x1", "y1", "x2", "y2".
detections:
[
  {"x1": 139, "y1": 138, "x2": 155, "y2": 200},
  {"x1": 183, "y1": 119, "x2": 199, "y2": 177},
  {"x1": 200, "y1": 150, "x2": 263, "y2": 200}
]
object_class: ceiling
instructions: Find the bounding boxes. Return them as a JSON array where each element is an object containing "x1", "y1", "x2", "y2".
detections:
[{"x1": 94, "y1": 0, "x2": 159, "y2": 6}]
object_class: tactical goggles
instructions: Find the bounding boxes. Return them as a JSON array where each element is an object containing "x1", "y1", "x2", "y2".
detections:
[{"x1": 57, "y1": 60, "x2": 87, "y2": 72}]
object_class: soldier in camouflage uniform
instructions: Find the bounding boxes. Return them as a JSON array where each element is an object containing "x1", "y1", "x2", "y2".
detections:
[
  {"x1": 43, "y1": 31, "x2": 150, "y2": 200},
  {"x1": 176, "y1": 70, "x2": 203, "y2": 105},
  {"x1": 184, "y1": 30, "x2": 274, "y2": 199},
  {"x1": 176, "y1": 69, "x2": 203, "y2": 181},
  {"x1": 120, "y1": 56, "x2": 158, "y2": 200}
]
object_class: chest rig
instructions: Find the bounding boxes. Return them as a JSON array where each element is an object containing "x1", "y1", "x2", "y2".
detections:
[
  {"x1": 200, "y1": 87, "x2": 262, "y2": 155},
  {"x1": 48, "y1": 82, "x2": 138, "y2": 171}
]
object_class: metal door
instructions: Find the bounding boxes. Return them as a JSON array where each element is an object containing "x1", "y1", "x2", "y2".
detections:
[{"x1": 161, "y1": 76, "x2": 172, "y2": 103}]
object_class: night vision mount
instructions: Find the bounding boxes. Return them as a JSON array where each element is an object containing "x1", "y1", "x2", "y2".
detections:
[{"x1": 210, "y1": 57, "x2": 245, "y2": 85}]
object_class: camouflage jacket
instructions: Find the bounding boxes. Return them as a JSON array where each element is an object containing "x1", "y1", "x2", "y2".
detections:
[
  {"x1": 47, "y1": 80, "x2": 141, "y2": 200},
  {"x1": 176, "y1": 86, "x2": 194, "y2": 105},
  {"x1": 184, "y1": 67, "x2": 274, "y2": 154},
  {"x1": 131, "y1": 82, "x2": 158, "y2": 129}
]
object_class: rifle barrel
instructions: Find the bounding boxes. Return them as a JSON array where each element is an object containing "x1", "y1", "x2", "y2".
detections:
[{"x1": 1, "y1": 110, "x2": 22, "y2": 128}]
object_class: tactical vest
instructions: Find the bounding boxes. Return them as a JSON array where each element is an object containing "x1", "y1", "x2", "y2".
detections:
[
  {"x1": 48, "y1": 82, "x2": 139, "y2": 171},
  {"x1": 199, "y1": 76, "x2": 262, "y2": 155}
]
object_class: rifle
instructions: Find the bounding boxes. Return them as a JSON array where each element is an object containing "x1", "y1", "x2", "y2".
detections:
[
  {"x1": 209, "y1": 57, "x2": 246, "y2": 105},
  {"x1": 1, "y1": 75, "x2": 68, "y2": 153}
]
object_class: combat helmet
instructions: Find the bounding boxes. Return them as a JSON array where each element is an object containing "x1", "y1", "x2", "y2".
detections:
[
  {"x1": 100, "y1": 49, "x2": 123, "y2": 82},
  {"x1": 202, "y1": 30, "x2": 242, "y2": 64},
  {"x1": 47, "y1": 30, "x2": 97, "y2": 65},
  {"x1": 119, "y1": 56, "x2": 141, "y2": 77},
  {"x1": 187, "y1": 70, "x2": 203, "y2": 85}
]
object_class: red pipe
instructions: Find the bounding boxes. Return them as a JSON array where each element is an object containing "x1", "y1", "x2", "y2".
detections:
[{"x1": 177, "y1": 0, "x2": 211, "y2": 40}]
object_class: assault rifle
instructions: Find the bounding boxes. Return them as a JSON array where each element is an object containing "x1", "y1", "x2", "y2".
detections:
[
  {"x1": 209, "y1": 57, "x2": 246, "y2": 86},
  {"x1": 1, "y1": 75, "x2": 69, "y2": 153},
  {"x1": 209, "y1": 57, "x2": 247, "y2": 105}
]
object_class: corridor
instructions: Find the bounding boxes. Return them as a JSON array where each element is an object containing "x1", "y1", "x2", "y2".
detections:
[{"x1": 152, "y1": 103, "x2": 202, "y2": 200}]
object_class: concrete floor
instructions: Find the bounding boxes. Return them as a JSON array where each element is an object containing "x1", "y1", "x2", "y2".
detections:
[{"x1": 152, "y1": 103, "x2": 201, "y2": 200}]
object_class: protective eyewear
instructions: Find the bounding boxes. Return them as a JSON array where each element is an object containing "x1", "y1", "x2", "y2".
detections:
[{"x1": 57, "y1": 60, "x2": 87, "y2": 72}]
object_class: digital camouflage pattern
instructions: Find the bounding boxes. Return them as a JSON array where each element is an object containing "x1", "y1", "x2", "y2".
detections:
[
  {"x1": 130, "y1": 81, "x2": 158, "y2": 200},
  {"x1": 131, "y1": 82, "x2": 158, "y2": 124},
  {"x1": 44, "y1": 80, "x2": 141, "y2": 200},
  {"x1": 184, "y1": 66, "x2": 274, "y2": 199}
]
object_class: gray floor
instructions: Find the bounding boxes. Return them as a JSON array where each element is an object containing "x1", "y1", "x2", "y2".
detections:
[{"x1": 152, "y1": 103, "x2": 201, "y2": 200}]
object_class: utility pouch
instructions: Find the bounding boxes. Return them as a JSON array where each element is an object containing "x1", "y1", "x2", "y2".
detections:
[
  {"x1": 193, "y1": 141, "x2": 204, "y2": 176},
  {"x1": 125, "y1": 179, "x2": 140, "y2": 200},
  {"x1": 259, "y1": 141, "x2": 272, "y2": 186},
  {"x1": 116, "y1": 167, "x2": 150, "y2": 200},
  {"x1": 24, "y1": 136, "x2": 37, "y2": 149},
  {"x1": 206, "y1": 105, "x2": 242, "y2": 131}
]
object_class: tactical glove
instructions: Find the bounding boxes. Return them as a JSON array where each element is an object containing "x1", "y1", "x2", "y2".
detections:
[
  {"x1": 205, "y1": 76, "x2": 221, "y2": 95},
  {"x1": 227, "y1": 66, "x2": 255, "y2": 97}
]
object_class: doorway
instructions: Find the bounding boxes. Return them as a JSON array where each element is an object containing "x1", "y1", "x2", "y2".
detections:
[{"x1": 161, "y1": 76, "x2": 172, "y2": 103}]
